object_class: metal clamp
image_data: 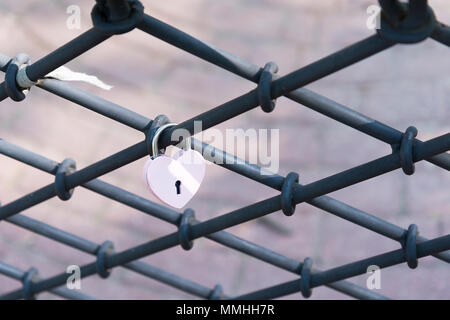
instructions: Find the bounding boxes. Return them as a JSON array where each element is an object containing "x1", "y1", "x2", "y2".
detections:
[
  {"x1": 258, "y1": 62, "x2": 278, "y2": 113},
  {"x1": 4, "y1": 53, "x2": 33, "y2": 102},
  {"x1": 150, "y1": 123, "x2": 178, "y2": 158},
  {"x1": 402, "y1": 224, "x2": 419, "y2": 269},
  {"x1": 96, "y1": 240, "x2": 115, "y2": 278},
  {"x1": 377, "y1": 0, "x2": 436, "y2": 43},
  {"x1": 208, "y1": 284, "x2": 223, "y2": 300},
  {"x1": 22, "y1": 267, "x2": 39, "y2": 300},
  {"x1": 399, "y1": 126, "x2": 418, "y2": 175},
  {"x1": 145, "y1": 114, "x2": 178, "y2": 158},
  {"x1": 91, "y1": 0, "x2": 144, "y2": 35},
  {"x1": 300, "y1": 257, "x2": 313, "y2": 298},
  {"x1": 178, "y1": 209, "x2": 195, "y2": 251},
  {"x1": 281, "y1": 172, "x2": 299, "y2": 216},
  {"x1": 55, "y1": 158, "x2": 77, "y2": 201}
]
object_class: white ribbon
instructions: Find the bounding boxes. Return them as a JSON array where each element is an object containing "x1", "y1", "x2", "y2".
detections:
[
  {"x1": 45, "y1": 66, "x2": 113, "y2": 90},
  {"x1": 16, "y1": 65, "x2": 113, "y2": 91}
]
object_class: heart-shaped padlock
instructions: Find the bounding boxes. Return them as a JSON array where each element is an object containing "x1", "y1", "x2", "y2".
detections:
[{"x1": 143, "y1": 123, "x2": 206, "y2": 209}]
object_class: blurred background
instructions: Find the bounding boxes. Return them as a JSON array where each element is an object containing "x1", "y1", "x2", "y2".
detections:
[{"x1": 0, "y1": 0, "x2": 449, "y2": 299}]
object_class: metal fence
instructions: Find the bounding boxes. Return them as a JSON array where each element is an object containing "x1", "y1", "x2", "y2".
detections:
[{"x1": 0, "y1": 0, "x2": 449, "y2": 300}]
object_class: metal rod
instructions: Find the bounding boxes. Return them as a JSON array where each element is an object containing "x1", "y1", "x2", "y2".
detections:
[
  {"x1": 0, "y1": 139, "x2": 385, "y2": 300},
  {"x1": 5, "y1": 214, "x2": 218, "y2": 299},
  {"x1": 0, "y1": 29, "x2": 110, "y2": 101},
  {"x1": 136, "y1": 14, "x2": 449, "y2": 170},
  {"x1": 235, "y1": 234, "x2": 450, "y2": 299},
  {"x1": 0, "y1": 0, "x2": 447, "y2": 300},
  {"x1": 3, "y1": 227, "x2": 447, "y2": 299},
  {"x1": 431, "y1": 22, "x2": 450, "y2": 46}
]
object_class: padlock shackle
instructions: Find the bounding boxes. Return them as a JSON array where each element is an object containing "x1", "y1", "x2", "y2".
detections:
[{"x1": 151, "y1": 123, "x2": 178, "y2": 157}]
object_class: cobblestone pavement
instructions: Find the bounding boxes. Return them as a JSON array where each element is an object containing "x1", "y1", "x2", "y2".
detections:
[{"x1": 0, "y1": 0, "x2": 449, "y2": 299}]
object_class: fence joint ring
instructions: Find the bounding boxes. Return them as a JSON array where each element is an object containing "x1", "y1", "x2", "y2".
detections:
[
  {"x1": 96, "y1": 240, "x2": 115, "y2": 278},
  {"x1": 55, "y1": 158, "x2": 77, "y2": 201},
  {"x1": 399, "y1": 126, "x2": 418, "y2": 175},
  {"x1": 91, "y1": 0, "x2": 144, "y2": 35},
  {"x1": 300, "y1": 257, "x2": 313, "y2": 298},
  {"x1": 22, "y1": 267, "x2": 38, "y2": 300},
  {"x1": 281, "y1": 172, "x2": 299, "y2": 216},
  {"x1": 401, "y1": 224, "x2": 419, "y2": 269},
  {"x1": 4, "y1": 53, "x2": 34, "y2": 102},
  {"x1": 377, "y1": 0, "x2": 436, "y2": 43},
  {"x1": 258, "y1": 62, "x2": 278, "y2": 113},
  {"x1": 145, "y1": 114, "x2": 172, "y2": 157},
  {"x1": 208, "y1": 284, "x2": 223, "y2": 300}
]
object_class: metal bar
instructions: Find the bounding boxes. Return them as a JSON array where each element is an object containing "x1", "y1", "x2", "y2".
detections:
[
  {"x1": 3, "y1": 132, "x2": 448, "y2": 271},
  {"x1": 5, "y1": 213, "x2": 218, "y2": 299},
  {"x1": 39, "y1": 78, "x2": 150, "y2": 131},
  {"x1": 0, "y1": 0, "x2": 447, "y2": 300},
  {"x1": 102, "y1": 0, "x2": 132, "y2": 22},
  {"x1": 185, "y1": 134, "x2": 449, "y2": 246},
  {"x1": 59, "y1": 135, "x2": 450, "y2": 281},
  {"x1": 431, "y1": 21, "x2": 450, "y2": 46},
  {"x1": 7, "y1": 214, "x2": 98, "y2": 254},
  {"x1": 1, "y1": 130, "x2": 450, "y2": 265},
  {"x1": 188, "y1": 139, "x2": 450, "y2": 263},
  {"x1": 234, "y1": 234, "x2": 450, "y2": 300},
  {"x1": 92, "y1": 135, "x2": 450, "y2": 279},
  {"x1": 136, "y1": 14, "x2": 449, "y2": 170},
  {"x1": 0, "y1": 262, "x2": 23, "y2": 279},
  {"x1": 0, "y1": 261, "x2": 94, "y2": 300},
  {"x1": 1, "y1": 63, "x2": 447, "y2": 266},
  {"x1": 311, "y1": 234, "x2": 450, "y2": 288},
  {"x1": 0, "y1": 262, "x2": 96, "y2": 299},
  {"x1": 25, "y1": 29, "x2": 110, "y2": 82},
  {"x1": 0, "y1": 60, "x2": 444, "y2": 300},
  {"x1": 0, "y1": 139, "x2": 385, "y2": 300},
  {"x1": 0, "y1": 29, "x2": 110, "y2": 101},
  {"x1": 1, "y1": 50, "x2": 447, "y2": 263},
  {"x1": 0, "y1": 141, "x2": 147, "y2": 220},
  {"x1": 156, "y1": 34, "x2": 395, "y2": 149},
  {"x1": 0, "y1": 52, "x2": 150, "y2": 131},
  {"x1": 2, "y1": 32, "x2": 448, "y2": 171},
  {"x1": 3, "y1": 228, "x2": 447, "y2": 300},
  {"x1": 4, "y1": 126, "x2": 444, "y2": 224}
]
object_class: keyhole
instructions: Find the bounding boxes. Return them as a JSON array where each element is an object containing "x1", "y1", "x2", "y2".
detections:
[{"x1": 175, "y1": 180, "x2": 181, "y2": 195}]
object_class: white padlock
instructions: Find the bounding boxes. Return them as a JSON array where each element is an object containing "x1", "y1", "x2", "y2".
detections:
[{"x1": 143, "y1": 123, "x2": 206, "y2": 209}]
